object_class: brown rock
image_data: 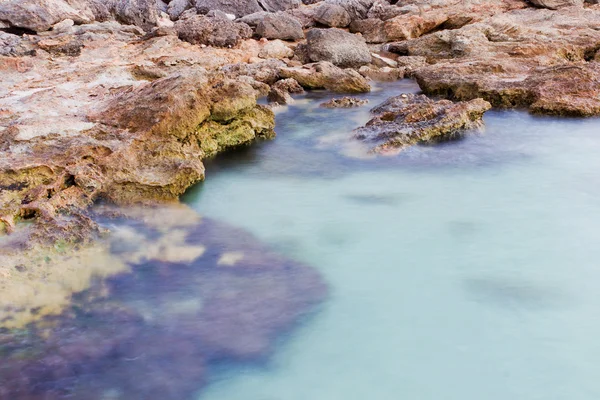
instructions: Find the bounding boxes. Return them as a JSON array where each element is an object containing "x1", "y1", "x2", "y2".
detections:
[
  {"x1": 280, "y1": 61, "x2": 371, "y2": 93},
  {"x1": 320, "y1": 96, "x2": 368, "y2": 108},
  {"x1": 175, "y1": 14, "x2": 252, "y2": 47}
]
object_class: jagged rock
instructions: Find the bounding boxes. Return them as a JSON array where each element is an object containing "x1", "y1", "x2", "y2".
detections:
[
  {"x1": 0, "y1": 31, "x2": 34, "y2": 56},
  {"x1": 371, "y1": 53, "x2": 398, "y2": 68},
  {"x1": 255, "y1": 12, "x2": 304, "y2": 40},
  {"x1": 37, "y1": 35, "x2": 84, "y2": 56},
  {"x1": 175, "y1": 14, "x2": 252, "y2": 47},
  {"x1": 267, "y1": 78, "x2": 304, "y2": 104},
  {"x1": 195, "y1": 0, "x2": 264, "y2": 18},
  {"x1": 285, "y1": 6, "x2": 319, "y2": 28},
  {"x1": 167, "y1": 0, "x2": 192, "y2": 19},
  {"x1": 349, "y1": 18, "x2": 386, "y2": 43},
  {"x1": 353, "y1": 93, "x2": 491, "y2": 153},
  {"x1": 304, "y1": 28, "x2": 371, "y2": 68},
  {"x1": 0, "y1": 0, "x2": 93, "y2": 32},
  {"x1": 279, "y1": 61, "x2": 371, "y2": 93},
  {"x1": 320, "y1": 96, "x2": 368, "y2": 108},
  {"x1": 528, "y1": 0, "x2": 584, "y2": 9},
  {"x1": 313, "y1": 3, "x2": 351, "y2": 27},
  {"x1": 222, "y1": 59, "x2": 287, "y2": 84},
  {"x1": 367, "y1": 0, "x2": 411, "y2": 20}
]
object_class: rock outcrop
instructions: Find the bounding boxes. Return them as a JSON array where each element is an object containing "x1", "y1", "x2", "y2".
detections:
[
  {"x1": 354, "y1": 93, "x2": 491, "y2": 153},
  {"x1": 280, "y1": 61, "x2": 371, "y2": 92}
]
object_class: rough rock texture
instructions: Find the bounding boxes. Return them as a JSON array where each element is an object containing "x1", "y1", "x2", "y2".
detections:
[
  {"x1": 113, "y1": 0, "x2": 159, "y2": 31},
  {"x1": 255, "y1": 12, "x2": 304, "y2": 40},
  {"x1": 395, "y1": 6, "x2": 600, "y2": 116},
  {"x1": 320, "y1": 96, "x2": 369, "y2": 108},
  {"x1": 529, "y1": 0, "x2": 584, "y2": 9},
  {"x1": 280, "y1": 61, "x2": 371, "y2": 92},
  {"x1": 175, "y1": 14, "x2": 252, "y2": 46},
  {"x1": 354, "y1": 93, "x2": 492, "y2": 153},
  {"x1": 305, "y1": 28, "x2": 371, "y2": 67}
]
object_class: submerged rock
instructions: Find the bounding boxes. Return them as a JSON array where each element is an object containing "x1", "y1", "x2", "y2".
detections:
[
  {"x1": 354, "y1": 93, "x2": 491, "y2": 153},
  {"x1": 0, "y1": 206, "x2": 328, "y2": 399},
  {"x1": 320, "y1": 96, "x2": 369, "y2": 108}
]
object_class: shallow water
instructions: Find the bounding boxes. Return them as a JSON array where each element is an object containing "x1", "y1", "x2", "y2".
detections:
[{"x1": 184, "y1": 80, "x2": 600, "y2": 400}]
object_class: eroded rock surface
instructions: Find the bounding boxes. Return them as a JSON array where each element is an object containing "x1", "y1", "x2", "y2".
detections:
[{"x1": 354, "y1": 93, "x2": 491, "y2": 153}]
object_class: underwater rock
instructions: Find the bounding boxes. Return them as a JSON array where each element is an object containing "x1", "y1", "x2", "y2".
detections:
[
  {"x1": 354, "y1": 93, "x2": 491, "y2": 153},
  {"x1": 0, "y1": 206, "x2": 327, "y2": 399}
]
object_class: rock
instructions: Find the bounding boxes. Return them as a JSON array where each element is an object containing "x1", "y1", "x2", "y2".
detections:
[
  {"x1": 371, "y1": 53, "x2": 398, "y2": 68},
  {"x1": 258, "y1": 0, "x2": 302, "y2": 12},
  {"x1": 222, "y1": 59, "x2": 287, "y2": 84},
  {"x1": 0, "y1": 0, "x2": 93, "y2": 32},
  {"x1": 175, "y1": 14, "x2": 252, "y2": 47},
  {"x1": 358, "y1": 65, "x2": 404, "y2": 81},
  {"x1": 255, "y1": 12, "x2": 304, "y2": 40},
  {"x1": 285, "y1": 6, "x2": 319, "y2": 28},
  {"x1": 320, "y1": 96, "x2": 368, "y2": 108},
  {"x1": 258, "y1": 39, "x2": 294, "y2": 59},
  {"x1": 114, "y1": 0, "x2": 159, "y2": 31},
  {"x1": 305, "y1": 28, "x2": 371, "y2": 68},
  {"x1": 268, "y1": 78, "x2": 304, "y2": 104},
  {"x1": 167, "y1": 0, "x2": 192, "y2": 20},
  {"x1": 279, "y1": 61, "x2": 371, "y2": 93},
  {"x1": 383, "y1": 12, "x2": 448, "y2": 41},
  {"x1": 324, "y1": 0, "x2": 374, "y2": 20},
  {"x1": 353, "y1": 93, "x2": 491, "y2": 153},
  {"x1": 52, "y1": 18, "x2": 75, "y2": 33},
  {"x1": 0, "y1": 31, "x2": 33, "y2": 56},
  {"x1": 367, "y1": 0, "x2": 411, "y2": 20},
  {"x1": 528, "y1": 0, "x2": 584, "y2": 9},
  {"x1": 394, "y1": 55, "x2": 427, "y2": 77},
  {"x1": 37, "y1": 35, "x2": 84, "y2": 56},
  {"x1": 349, "y1": 18, "x2": 386, "y2": 43},
  {"x1": 313, "y1": 3, "x2": 351, "y2": 27},
  {"x1": 195, "y1": 0, "x2": 263, "y2": 18}
]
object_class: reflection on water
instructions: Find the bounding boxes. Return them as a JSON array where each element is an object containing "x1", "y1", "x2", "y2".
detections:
[{"x1": 185, "y1": 81, "x2": 600, "y2": 400}]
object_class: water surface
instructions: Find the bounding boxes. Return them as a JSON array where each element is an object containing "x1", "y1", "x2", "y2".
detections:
[{"x1": 184, "y1": 80, "x2": 600, "y2": 400}]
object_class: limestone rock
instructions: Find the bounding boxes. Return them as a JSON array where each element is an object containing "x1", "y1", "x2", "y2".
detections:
[
  {"x1": 305, "y1": 28, "x2": 371, "y2": 68},
  {"x1": 320, "y1": 96, "x2": 368, "y2": 108},
  {"x1": 114, "y1": 0, "x2": 159, "y2": 31},
  {"x1": 258, "y1": 39, "x2": 294, "y2": 59},
  {"x1": 167, "y1": 0, "x2": 192, "y2": 20},
  {"x1": 354, "y1": 94, "x2": 491, "y2": 153},
  {"x1": 528, "y1": 0, "x2": 584, "y2": 9},
  {"x1": 258, "y1": 0, "x2": 302, "y2": 12},
  {"x1": 279, "y1": 61, "x2": 371, "y2": 93},
  {"x1": 323, "y1": 0, "x2": 374, "y2": 20},
  {"x1": 268, "y1": 78, "x2": 304, "y2": 104},
  {"x1": 195, "y1": 0, "x2": 263, "y2": 18}
]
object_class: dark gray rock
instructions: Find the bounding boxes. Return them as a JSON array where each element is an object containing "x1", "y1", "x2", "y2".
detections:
[
  {"x1": 305, "y1": 28, "x2": 371, "y2": 68},
  {"x1": 175, "y1": 14, "x2": 252, "y2": 47},
  {"x1": 324, "y1": 0, "x2": 374, "y2": 20},
  {"x1": 0, "y1": 31, "x2": 34, "y2": 56},
  {"x1": 195, "y1": 0, "x2": 263, "y2": 18},
  {"x1": 313, "y1": 3, "x2": 351, "y2": 27},
  {"x1": 167, "y1": 0, "x2": 192, "y2": 20},
  {"x1": 255, "y1": 12, "x2": 304, "y2": 40}
]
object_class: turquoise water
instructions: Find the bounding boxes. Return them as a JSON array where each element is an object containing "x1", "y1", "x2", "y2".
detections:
[{"x1": 185, "y1": 81, "x2": 600, "y2": 400}]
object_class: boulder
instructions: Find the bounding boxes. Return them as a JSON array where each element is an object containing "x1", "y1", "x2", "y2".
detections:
[
  {"x1": 167, "y1": 0, "x2": 192, "y2": 20},
  {"x1": 195, "y1": 0, "x2": 263, "y2": 18},
  {"x1": 305, "y1": 28, "x2": 371, "y2": 68},
  {"x1": 258, "y1": 39, "x2": 294, "y2": 59},
  {"x1": 175, "y1": 14, "x2": 252, "y2": 47},
  {"x1": 255, "y1": 13, "x2": 304, "y2": 40},
  {"x1": 0, "y1": 31, "x2": 33, "y2": 56},
  {"x1": 313, "y1": 3, "x2": 351, "y2": 27},
  {"x1": 320, "y1": 96, "x2": 368, "y2": 108},
  {"x1": 528, "y1": 0, "x2": 584, "y2": 9},
  {"x1": 323, "y1": 0, "x2": 374, "y2": 20},
  {"x1": 279, "y1": 61, "x2": 371, "y2": 93},
  {"x1": 353, "y1": 93, "x2": 491, "y2": 153},
  {"x1": 0, "y1": 0, "x2": 93, "y2": 32},
  {"x1": 349, "y1": 18, "x2": 386, "y2": 43}
]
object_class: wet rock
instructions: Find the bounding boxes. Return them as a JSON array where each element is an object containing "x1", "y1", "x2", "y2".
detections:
[
  {"x1": 255, "y1": 12, "x2": 304, "y2": 40},
  {"x1": 529, "y1": 0, "x2": 584, "y2": 9},
  {"x1": 268, "y1": 77, "x2": 304, "y2": 104},
  {"x1": 175, "y1": 14, "x2": 252, "y2": 47},
  {"x1": 313, "y1": 3, "x2": 351, "y2": 27},
  {"x1": 320, "y1": 96, "x2": 368, "y2": 108},
  {"x1": 280, "y1": 61, "x2": 371, "y2": 93},
  {"x1": 305, "y1": 28, "x2": 371, "y2": 68},
  {"x1": 195, "y1": 0, "x2": 264, "y2": 18},
  {"x1": 0, "y1": 0, "x2": 94, "y2": 32},
  {"x1": 354, "y1": 93, "x2": 491, "y2": 153}
]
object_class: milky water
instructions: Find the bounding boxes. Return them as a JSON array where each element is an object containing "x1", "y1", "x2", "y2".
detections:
[{"x1": 184, "y1": 80, "x2": 600, "y2": 400}]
